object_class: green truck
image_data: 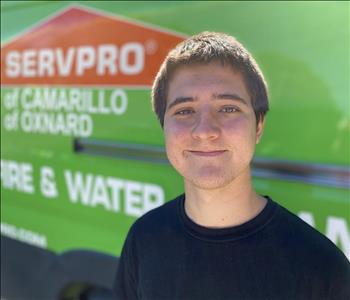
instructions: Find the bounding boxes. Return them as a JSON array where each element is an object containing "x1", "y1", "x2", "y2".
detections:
[{"x1": 1, "y1": 1, "x2": 349, "y2": 299}]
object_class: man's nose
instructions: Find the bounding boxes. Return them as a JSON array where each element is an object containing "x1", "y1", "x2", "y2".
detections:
[{"x1": 191, "y1": 111, "x2": 220, "y2": 141}]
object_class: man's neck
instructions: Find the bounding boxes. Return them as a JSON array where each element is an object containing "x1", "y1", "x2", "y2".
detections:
[{"x1": 183, "y1": 170, "x2": 267, "y2": 228}]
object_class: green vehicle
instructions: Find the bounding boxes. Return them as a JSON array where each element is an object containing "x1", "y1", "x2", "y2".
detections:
[{"x1": 1, "y1": 1, "x2": 349, "y2": 299}]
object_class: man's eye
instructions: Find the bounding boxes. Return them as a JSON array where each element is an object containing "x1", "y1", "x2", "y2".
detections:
[
  {"x1": 220, "y1": 106, "x2": 238, "y2": 113},
  {"x1": 175, "y1": 109, "x2": 194, "y2": 115}
]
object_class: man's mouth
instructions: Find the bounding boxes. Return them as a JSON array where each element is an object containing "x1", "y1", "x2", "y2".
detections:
[{"x1": 188, "y1": 150, "x2": 227, "y2": 157}]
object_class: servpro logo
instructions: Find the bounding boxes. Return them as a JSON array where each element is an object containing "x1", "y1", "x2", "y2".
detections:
[
  {"x1": 1, "y1": 5, "x2": 185, "y2": 86},
  {"x1": 5, "y1": 43, "x2": 146, "y2": 78},
  {"x1": 0, "y1": 5, "x2": 185, "y2": 138}
]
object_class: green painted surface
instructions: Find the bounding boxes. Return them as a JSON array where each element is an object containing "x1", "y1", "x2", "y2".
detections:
[{"x1": 1, "y1": 1, "x2": 349, "y2": 258}]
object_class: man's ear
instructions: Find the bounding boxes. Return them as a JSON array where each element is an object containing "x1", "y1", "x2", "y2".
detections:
[{"x1": 256, "y1": 115, "x2": 265, "y2": 144}]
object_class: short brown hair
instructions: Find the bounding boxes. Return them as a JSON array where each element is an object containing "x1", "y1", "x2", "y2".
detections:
[{"x1": 151, "y1": 31, "x2": 269, "y2": 127}]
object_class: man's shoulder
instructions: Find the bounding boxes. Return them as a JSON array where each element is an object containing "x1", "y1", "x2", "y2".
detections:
[
  {"x1": 273, "y1": 201, "x2": 350, "y2": 297},
  {"x1": 130, "y1": 193, "x2": 183, "y2": 236},
  {"x1": 273, "y1": 201, "x2": 349, "y2": 266}
]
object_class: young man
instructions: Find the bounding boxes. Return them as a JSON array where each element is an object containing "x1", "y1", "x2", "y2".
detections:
[{"x1": 113, "y1": 32, "x2": 349, "y2": 300}]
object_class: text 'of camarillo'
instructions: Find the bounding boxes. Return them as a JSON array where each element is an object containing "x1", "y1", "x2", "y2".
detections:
[{"x1": 2, "y1": 87, "x2": 128, "y2": 137}]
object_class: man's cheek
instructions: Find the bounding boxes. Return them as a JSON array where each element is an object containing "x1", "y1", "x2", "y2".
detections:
[
  {"x1": 226, "y1": 115, "x2": 248, "y2": 130},
  {"x1": 166, "y1": 128, "x2": 187, "y2": 145}
]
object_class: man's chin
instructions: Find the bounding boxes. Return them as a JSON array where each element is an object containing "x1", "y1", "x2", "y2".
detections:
[{"x1": 185, "y1": 173, "x2": 233, "y2": 190}]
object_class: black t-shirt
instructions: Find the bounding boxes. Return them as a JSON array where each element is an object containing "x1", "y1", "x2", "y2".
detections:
[{"x1": 113, "y1": 195, "x2": 350, "y2": 300}]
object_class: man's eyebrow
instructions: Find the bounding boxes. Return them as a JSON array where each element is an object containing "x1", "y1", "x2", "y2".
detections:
[
  {"x1": 167, "y1": 97, "x2": 195, "y2": 110},
  {"x1": 213, "y1": 93, "x2": 248, "y2": 106},
  {"x1": 166, "y1": 93, "x2": 248, "y2": 111}
]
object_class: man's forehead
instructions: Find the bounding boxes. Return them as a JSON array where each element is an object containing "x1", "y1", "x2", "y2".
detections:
[
  {"x1": 170, "y1": 61, "x2": 241, "y2": 77},
  {"x1": 168, "y1": 62, "x2": 246, "y2": 88},
  {"x1": 166, "y1": 62, "x2": 250, "y2": 105}
]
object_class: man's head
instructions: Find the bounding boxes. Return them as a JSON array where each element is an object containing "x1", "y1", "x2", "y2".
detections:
[
  {"x1": 152, "y1": 31, "x2": 269, "y2": 127},
  {"x1": 152, "y1": 32, "x2": 269, "y2": 190}
]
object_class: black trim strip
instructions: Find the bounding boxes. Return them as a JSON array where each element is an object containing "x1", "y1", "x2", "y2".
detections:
[
  {"x1": 252, "y1": 158, "x2": 349, "y2": 189},
  {"x1": 74, "y1": 138, "x2": 168, "y2": 164},
  {"x1": 73, "y1": 138, "x2": 350, "y2": 189}
]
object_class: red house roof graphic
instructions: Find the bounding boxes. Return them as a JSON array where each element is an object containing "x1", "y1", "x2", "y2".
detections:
[{"x1": 1, "y1": 5, "x2": 185, "y2": 87}]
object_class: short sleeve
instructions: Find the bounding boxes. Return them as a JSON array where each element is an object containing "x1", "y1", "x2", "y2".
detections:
[{"x1": 112, "y1": 226, "x2": 138, "y2": 300}]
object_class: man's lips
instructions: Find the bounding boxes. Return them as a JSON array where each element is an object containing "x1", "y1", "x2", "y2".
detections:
[{"x1": 188, "y1": 150, "x2": 227, "y2": 157}]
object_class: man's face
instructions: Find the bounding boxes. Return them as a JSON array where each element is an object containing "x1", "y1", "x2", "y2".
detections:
[{"x1": 163, "y1": 62, "x2": 264, "y2": 190}]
